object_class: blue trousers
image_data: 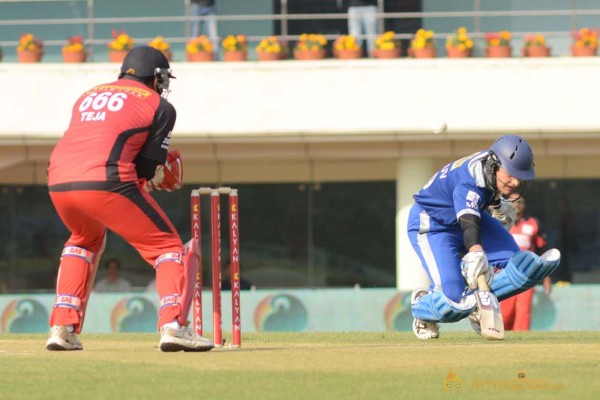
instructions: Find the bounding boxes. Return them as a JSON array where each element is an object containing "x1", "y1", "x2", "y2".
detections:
[{"x1": 407, "y1": 203, "x2": 519, "y2": 303}]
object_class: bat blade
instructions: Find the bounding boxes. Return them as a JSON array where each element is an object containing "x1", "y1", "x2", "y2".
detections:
[{"x1": 475, "y1": 275, "x2": 505, "y2": 340}]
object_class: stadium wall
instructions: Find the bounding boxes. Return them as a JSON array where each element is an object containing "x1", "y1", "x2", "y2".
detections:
[{"x1": 1, "y1": 286, "x2": 597, "y2": 333}]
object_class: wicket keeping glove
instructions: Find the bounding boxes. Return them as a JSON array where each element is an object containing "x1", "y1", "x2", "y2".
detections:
[{"x1": 147, "y1": 149, "x2": 183, "y2": 192}]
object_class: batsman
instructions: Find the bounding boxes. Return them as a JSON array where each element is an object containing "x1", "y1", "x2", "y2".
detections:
[
  {"x1": 408, "y1": 135, "x2": 561, "y2": 340},
  {"x1": 46, "y1": 46, "x2": 212, "y2": 352}
]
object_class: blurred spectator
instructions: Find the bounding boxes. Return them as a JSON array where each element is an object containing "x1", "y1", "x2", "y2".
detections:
[
  {"x1": 94, "y1": 258, "x2": 132, "y2": 293},
  {"x1": 500, "y1": 197, "x2": 551, "y2": 331},
  {"x1": 221, "y1": 260, "x2": 253, "y2": 290},
  {"x1": 347, "y1": 0, "x2": 379, "y2": 57},
  {"x1": 145, "y1": 278, "x2": 156, "y2": 293},
  {"x1": 190, "y1": 0, "x2": 219, "y2": 58}
]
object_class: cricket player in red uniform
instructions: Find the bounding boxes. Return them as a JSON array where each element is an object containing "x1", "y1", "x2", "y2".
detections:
[
  {"x1": 46, "y1": 46, "x2": 212, "y2": 352},
  {"x1": 500, "y1": 197, "x2": 552, "y2": 331}
]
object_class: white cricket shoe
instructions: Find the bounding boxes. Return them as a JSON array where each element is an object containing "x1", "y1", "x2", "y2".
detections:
[
  {"x1": 468, "y1": 311, "x2": 482, "y2": 336},
  {"x1": 46, "y1": 325, "x2": 83, "y2": 351},
  {"x1": 159, "y1": 325, "x2": 214, "y2": 352},
  {"x1": 411, "y1": 288, "x2": 440, "y2": 340}
]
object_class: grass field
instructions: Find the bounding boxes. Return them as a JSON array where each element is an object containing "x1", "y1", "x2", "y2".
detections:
[{"x1": 0, "y1": 331, "x2": 598, "y2": 400}]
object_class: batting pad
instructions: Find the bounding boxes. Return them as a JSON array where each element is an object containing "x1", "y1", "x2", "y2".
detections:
[
  {"x1": 491, "y1": 249, "x2": 561, "y2": 301},
  {"x1": 412, "y1": 290, "x2": 477, "y2": 323}
]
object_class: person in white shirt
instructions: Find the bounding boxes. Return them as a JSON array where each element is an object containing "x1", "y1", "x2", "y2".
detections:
[{"x1": 94, "y1": 258, "x2": 132, "y2": 293}]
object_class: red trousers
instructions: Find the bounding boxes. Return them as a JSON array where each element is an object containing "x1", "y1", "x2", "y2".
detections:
[
  {"x1": 500, "y1": 287, "x2": 535, "y2": 331},
  {"x1": 49, "y1": 181, "x2": 186, "y2": 331}
]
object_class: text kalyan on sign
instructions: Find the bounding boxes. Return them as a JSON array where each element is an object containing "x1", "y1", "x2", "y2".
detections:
[
  {"x1": 190, "y1": 187, "x2": 241, "y2": 348},
  {"x1": 211, "y1": 190, "x2": 222, "y2": 347},
  {"x1": 475, "y1": 275, "x2": 505, "y2": 340},
  {"x1": 191, "y1": 191, "x2": 203, "y2": 335},
  {"x1": 229, "y1": 190, "x2": 241, "y2": 347}
]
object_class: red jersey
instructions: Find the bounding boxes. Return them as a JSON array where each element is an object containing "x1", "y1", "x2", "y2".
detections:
[
  {"x1": 510, "y1": 216, "x2": 547, "y2": 252},
  {"x1": 48, "y1": 78, "x2": 176, "y2": 186}
]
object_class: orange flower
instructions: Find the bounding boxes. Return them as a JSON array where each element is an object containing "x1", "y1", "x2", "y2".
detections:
[
  {"x1": 485, "y1": 31, "x2": 511, "y2": 47},
  {"x1": 375, "y1": 31, "x2": 401, "y2": 50},
  {"x1": 222, "y1": 34, "x2": 247, "y2": 52},
  {"x1": 572, "y1": 27, "x2": 598, "y2": 48},
  {"x1": 186, "y1": 35, "x2": 213, "y2": 53},
  {"x1": 17, "y1": 33, "x2": 43, "y2": 52},
  {"x1": 63, "y1": 36, "x2": 85, "y2": 53},
  {"x1": 294, "y1": 33, "x2": 327, "y2": 52},
  {"x1": 107, "y1": 30, "x2": 134, "y2": 51}
]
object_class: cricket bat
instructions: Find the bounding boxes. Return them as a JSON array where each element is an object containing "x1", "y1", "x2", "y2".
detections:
[{"x1": 474, "y1": 275, "x2": 505, "y2": 340}]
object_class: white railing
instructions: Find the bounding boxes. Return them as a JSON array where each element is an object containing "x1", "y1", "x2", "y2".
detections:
[{"x1": 0, "y1": 0, "x2": 598, "y2": 57}]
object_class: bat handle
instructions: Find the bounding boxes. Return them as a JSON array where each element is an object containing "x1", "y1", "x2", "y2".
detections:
[{"x1": 477, "y1": 274, "x2": 489, "y2": 291}]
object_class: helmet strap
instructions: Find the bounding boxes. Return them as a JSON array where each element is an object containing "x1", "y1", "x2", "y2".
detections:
[{"x1": 154, "y1": 67, "x2": 172, "y2": 97}]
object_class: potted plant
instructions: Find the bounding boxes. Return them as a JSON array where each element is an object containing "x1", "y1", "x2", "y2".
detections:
[
  {"x1": 107, "y1": 30, "x2": 134, "y2": 62},
  {"x1": 148, "y1": 36, "x2": 172, "y2": 61},
  {"x1": 373, "y1": 31, "x2": 402, "y2": 59},
  {"x1": 409, "y1": 29, "x2": 436, "y2": 58},
  {"x1": 62, "y1": 36, "x2": 87, "y2": 63},
  {"x1": 484, "y1": 31, "x2": 512, "y2": 58},
  {"x1": 293, "y1": 33, "x2": 327, "y2": 60},
  {"x1": 17, "y1": 33, "x2": 43, "y2": 63},
  {"x1": 222, "y1": 34, "x2": 247, "y2": 62},
  {"x1": 522, "y1": 34, "x2": 550, "y2": 57},
  {"x1": 186, "y1": 35, "x2": 214, "y2": 62},
  {"x1": 446, "y1": 27, "x2": 474, "y2": 58},
  {"x1": 256, "y1": 36, "x2": 287, "y2": 61},
  {"x1": 571, "y1": 28, "x2": 598, "y2": 57},
  {"x1": 333, "y1": 35, "x2": 362, "y2": 59}
]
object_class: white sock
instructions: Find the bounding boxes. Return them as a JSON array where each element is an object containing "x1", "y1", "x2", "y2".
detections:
[
  {"x1": 161, "y1": 320, "x2": 181, "y2": 330},
  {"x1": 65, "y1": 325, "x2": 74, "y2": 333}
]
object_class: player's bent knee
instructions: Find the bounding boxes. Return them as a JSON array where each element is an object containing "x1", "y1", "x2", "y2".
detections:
[{"x1": 443, "y1": 281, "x2": 466, "y2": 304}]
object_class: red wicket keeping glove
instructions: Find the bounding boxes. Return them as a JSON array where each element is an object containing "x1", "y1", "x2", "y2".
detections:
[{"x1": 147, "y1": 149, "x2": 183, "y2": 192}]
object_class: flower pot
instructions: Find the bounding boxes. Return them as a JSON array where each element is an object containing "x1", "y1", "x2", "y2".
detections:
[
  {"x1": 335, "y1": 48, "x2": 362, "y2": 59},
  {"x1": 293, "y1": 49, "x2": 327, "y2": 60},
  {"x1": 18, "y1": 49, "x2": 43, "y2": 63},
  {"x1": 109, "y1": 50, "x2": 128, "y2": 63},
  {"x1": 186, "y1": 51, "x2": 214, "y2": 62},
  {"x1": 223, "y1": 50, "x2": 247, "y2": 62},
  {"x1": 412, "y1": 47, "x2": 437, "y2": 58},
  {"x1": 446, "y1": 46, "x2": 472, "y2": 58},
  {"x1": 571, "y1": 46, "x2": 597, "y2": 57},
  {"x1": 372, "y1": 48, "x2": 402, "y2": 59},
  {"x1": 522, "y1": 46, "x2": 550, "y2": 58},
  {"x1": 485, "y1": 46, "x2": 511, "y2": 58},
  {"x1": 257, "y1": 51, "x2": 281, "y2": 61},
  {"x1": 62, "y1": 50, "x2": 87, "y2": 63}
]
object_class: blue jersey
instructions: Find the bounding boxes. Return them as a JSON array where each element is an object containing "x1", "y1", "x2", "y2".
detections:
[{"x1": 413, "y1": 151, "x2": 496, "y2": 229}]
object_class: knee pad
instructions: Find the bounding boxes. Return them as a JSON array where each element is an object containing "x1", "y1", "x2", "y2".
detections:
[
  {"x1": 412, "y1": 290, "x2": 477, "y2": 323},
  {"x1": 492, "y1": 249, "x2": 561, "y2": 301}
]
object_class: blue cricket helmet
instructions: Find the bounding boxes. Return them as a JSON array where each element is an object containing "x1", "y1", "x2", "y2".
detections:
[{"x1": 489, "y1": 135, "x2": 535, "y2": 180}]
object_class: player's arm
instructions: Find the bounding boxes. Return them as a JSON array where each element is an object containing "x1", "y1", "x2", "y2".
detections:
[
  {"x1": 459, "y1": 213, "x2": 492, "y2": 289},
  {"x1": 135, "y1": 99, "x2": 182, "y2": 191},
  {"x1": 454, "y1": 185, "x2": 492, "y2": 289}
]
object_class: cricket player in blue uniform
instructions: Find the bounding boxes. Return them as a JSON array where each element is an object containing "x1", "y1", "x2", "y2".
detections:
[{"x1": 408, "y1": 135, "x2": 561, "y2": 339}]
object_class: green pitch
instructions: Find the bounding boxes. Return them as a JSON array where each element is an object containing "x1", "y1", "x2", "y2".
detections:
[{"x1": 0, "y1": 331, "x2": 597, "y2": 400}]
